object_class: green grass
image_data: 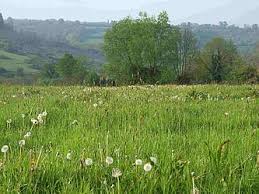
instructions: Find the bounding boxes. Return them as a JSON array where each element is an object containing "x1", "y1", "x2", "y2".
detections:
[
  {"x1": 0, "y1": 50, "x2": 38, "y2": 74},
  {"x1": 0, "y1": 85, "x2": 258, "y2": 193}
]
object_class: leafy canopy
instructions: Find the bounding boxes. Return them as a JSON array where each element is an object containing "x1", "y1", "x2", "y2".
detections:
[{"x1": 104, "y1": 11, "x2": 181, "y2": 84}]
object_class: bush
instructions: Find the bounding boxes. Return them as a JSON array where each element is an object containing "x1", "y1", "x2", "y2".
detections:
[{"x1": 231, "y1": 65, "x2": 258, "y2": 84}]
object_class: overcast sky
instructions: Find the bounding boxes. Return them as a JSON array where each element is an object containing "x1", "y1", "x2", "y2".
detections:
[{"x1": 0, "y1": 0, "x2": 238, "y2": 22}]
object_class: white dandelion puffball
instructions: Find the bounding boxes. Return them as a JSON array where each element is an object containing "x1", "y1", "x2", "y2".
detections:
[
  {"x1": 21, "y1": 114, "x2": 25, "y2": 118},
  {"x1": 93, "y1": 103, "x2": 98, "y2": 108},
  {"x1": 31, "y1": 118, "x2": 38, "y2": 125},
  {"x1": 1, "y1": 145, "x2": 9, "y2": 153},
  {"x1": 38, "y1": 117, "x2": 44, "y2": 124},
  {"x1": 42, "y1": 111, "x2": 48, "y2": 117},
  {"x1": 150, "y1": 157, "x2": 157, "y2": 164},
  {"x1": 106, "y1": 156, "x2": 114, "y2": 165},
  {"x1": 135, "y1": 159, "x2": 143, "y2": 166},
  {"x1": 37, "y1": 114, "x2": 43, "y2": 120},
  {"x1": 144, "y1": 163, "x2": 152, "y2": 172},
  {"x1": 19, "y1": 140, "x2": 26, "y2": 147},
  {"x1": 6, "y1": 119, "x2": 12, "y2": 124},
  {"x1": 24, "y1": 132, "x2": 31, "y2": 139},
  {"x1": 112, "y1": 168, "x2": 122, "y2": 178},
  {"x1": 85, "y1": 158, "x2": 93, "y2": 166},
  {"x1": 66, "y1": 152, "x2": 72, "y2": 160}
]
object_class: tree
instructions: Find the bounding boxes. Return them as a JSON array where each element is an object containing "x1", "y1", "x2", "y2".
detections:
[
  {"x1": 210, "y1": 50, "x2": 223, "y2": 82},
  {"x1": 199, "y1": 37, "x2": 240, "y2": 82},
  {"x1": 56, "y1": 53, "x2": 77, "y2": 79},
  {"x1": 16, "y1": 67, "x2": 24, "y2": 77},
  {"x1": 6, "y1": 17, "x2": 14, "y2": 29},
  {"x1": 56, "y1": 53, "x2": 87, "y2": 84},
  {"x1": 219, "y1": 21, "x2": 228, "y2": 28},
  {"x1": 250, "y1": 42, "x2": 259, "y2": 67},
  {"x1": 233, "y1": 65, "x2": 258, "y2": 83},
  {"x1": 0, "y1": 13, "x2": 4, "y2": 26},
  {"x1": 0, "y1": 67, "x2": 7, "y2": 75},
  {"x1": 252, "y1": 24, "x2": 258, "y2": 31},
  {"x1": 58, "y1": 18, "x2": 65, "y2": 24},
  {"x1": 41, "y1": 63, "x2": 59, "y2": 79},
  {"x1": 176, "y1": 27, "x2": 198, "y2": 82},
  {"x1": 104, "y1": 11, "x2": 181, "y2": 84}
]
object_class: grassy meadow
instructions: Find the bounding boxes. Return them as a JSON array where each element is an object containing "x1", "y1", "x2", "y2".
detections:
[
  {"x1": 0, "y1": 50, "x2": 37, "y2": 74},
  {"x1": 0, "y1": 85, "x2": 258, "y2": 193}
]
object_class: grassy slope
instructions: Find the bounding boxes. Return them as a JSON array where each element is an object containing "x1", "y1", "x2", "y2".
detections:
[
  {"x1": 0, "y1": 50, "x2": 38, "y2": 74},
  {"x1": 0, "y1": 85, "x2": 258, "y2": 193}
]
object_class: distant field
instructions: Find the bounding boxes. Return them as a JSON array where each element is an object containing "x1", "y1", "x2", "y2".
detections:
[
  {"x1": 0, "y1": 50, "x2": 38, "y2": 74},
  {"x1": 0, "y1": 85, "x2": 258, "y2": 193}
]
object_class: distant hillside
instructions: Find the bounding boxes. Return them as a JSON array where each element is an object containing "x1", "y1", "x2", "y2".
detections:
[
  {"x1": 0, "y1": 17, "x2": 105, "y2": 81},
  {"x1": 7, "y1": 17, "x2": 259, "y2": 54},
  {"x1": 2, "y1": 19, "x2": 104, "y2": 60},
  {"x1": 184, "y1": 23, "x2": 259, "y2": 53},
  {"x1": 9, "y1": 18, "x2": 110, "y2": 50}
]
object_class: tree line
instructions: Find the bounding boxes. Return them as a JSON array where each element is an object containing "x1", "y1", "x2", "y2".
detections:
[
  {"x1": 40, "y1": 12, "x2": 258, "y2": 85},
  {"x1": 103, "y1": 12, "x2": 258, "y2": 85}
]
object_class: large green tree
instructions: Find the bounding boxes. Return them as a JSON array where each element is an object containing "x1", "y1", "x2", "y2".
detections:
[
  {"x1": 55, "y1": 54, "x2": 88, "y2": 84},
  {"x1": 198, "y1": 37, "x2": 241, "y2": 82},
  {"x1": 104, "y1": 11, "x2": 181, "y2": 84}
]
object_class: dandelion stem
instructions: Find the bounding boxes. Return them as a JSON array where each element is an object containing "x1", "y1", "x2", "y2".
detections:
[
  {"x1": 35, "y1": 146, "x2": 43, "y2": 169},
  {"x1": 3, "y1": 152, "x2": 7, "y2": 163},
  {"x1": 117, "y1": 177, "x2": 120, "y2": 194}
]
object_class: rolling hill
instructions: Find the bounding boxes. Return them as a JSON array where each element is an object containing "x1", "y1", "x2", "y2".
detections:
[{"x1": 0, "y1": 19, "x2": 105, "y2": 81}]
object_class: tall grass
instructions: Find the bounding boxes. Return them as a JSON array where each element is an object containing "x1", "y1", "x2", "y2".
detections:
[{"x1": 0, "y1": 85, "x2": 258, "y2": 193}]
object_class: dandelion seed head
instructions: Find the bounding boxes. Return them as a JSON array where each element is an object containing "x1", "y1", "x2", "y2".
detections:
[
  {"x1": 19, "y1": 140, "x2": 26, "y2": 147},
  {"x1": 150, "y1": 156, "x2": 157, "y2": 164},
  {"x1": 24, "y1": 132, "x2": 31, "y2": 139},
  {"x1": 85, "y1": 158, "x2": 93, "y2": 166},
  {"x1": 106, "y1": 156, "x2": 113, "y2": 165},
  {"x1": 1, "y1": 145, "x2": 9, "y2": 153},
  {"x1": 6, "y1": 119, "x2": 12, "y2": 124},
  {"x1": 66, "y1": 152, "x2": 72, "y2": 160},
  {"x1": 144, "y1": 163, "x2": 152, "y2": 172},
  {"x1": 31, "y1": 119, "x2": 38, "y2": 125},
  {"x1": 38, "y1": 117, "x2": 44, "y2": 124},
  {"x1": 42, "y1": 111, "x2": 48, "y2": 117},
  {"x1": 37, "y1": 114, "x2": 43, "y2": 121},
  {"x1": 112, "y1": 168, "x2": 122, "y2": 178},
  {"x1": 135, "y1": 159, "x2": 143, "y2": 166}
]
